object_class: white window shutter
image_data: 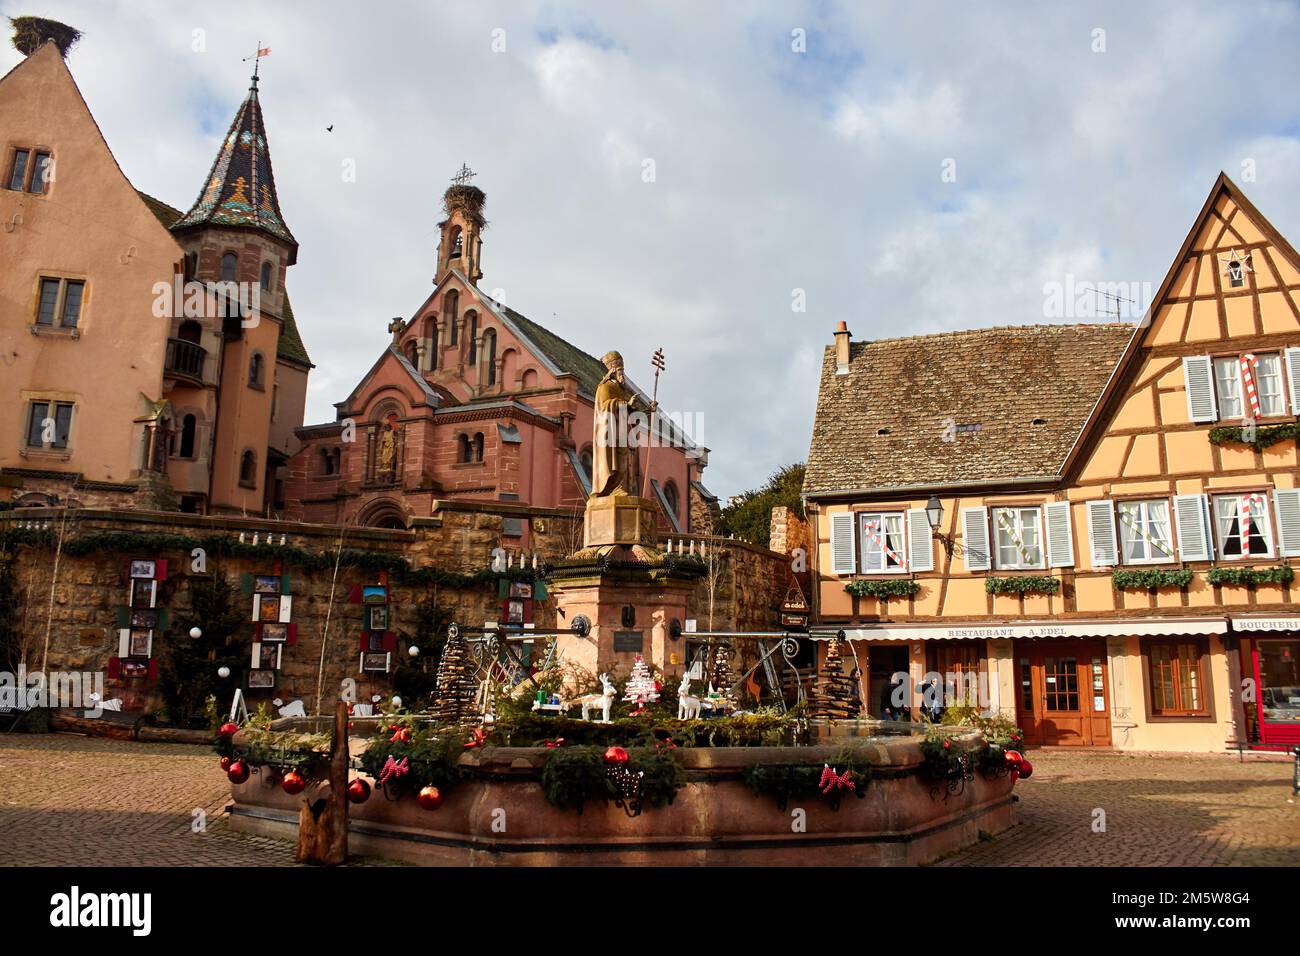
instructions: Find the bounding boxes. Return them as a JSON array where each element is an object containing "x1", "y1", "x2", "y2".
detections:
[
  {"x1": 1174, "y1": 494, "x2": 1212, "y2": 562},
  {"x1": 1273, "y1": 489, "x2": 1300, "y2": 558},
  {"x1": 1285, "y1": 348, "x2": 1300, "y2": 416},
  {"x1": 961, "y1": 507, "x2": 990, "y2": 572},
  {"x1": 1044, "y1": 501, "x2": 1075, "y2": 568},
  {"x1": 906, "y1": 508, "x2": 933, "y2": 572},
  {"x1": 1182, "y1": 356, "x2": 1217, "y2": 423},
  {"x1": 1085, "y1": 500, "x2": 1118, "y2": 567},
  {"x1": 829, "y1": 512, "x2": 856, "y2": 575},
  {"x1": 118, "y1": 628, "x2": 131, "y2": 659}
]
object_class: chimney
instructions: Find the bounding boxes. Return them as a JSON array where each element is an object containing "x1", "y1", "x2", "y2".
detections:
[{"x1": 834, "y1": 321, "x2": 851, "y2": 375}]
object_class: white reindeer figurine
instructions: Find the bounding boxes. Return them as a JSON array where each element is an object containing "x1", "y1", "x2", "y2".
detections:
[
  {"x1": 677, "y1": 672, "x2": 702, "y2": 720},
  {"x1": 576, "y1": 673, "x2": 617, "y2": 723}
]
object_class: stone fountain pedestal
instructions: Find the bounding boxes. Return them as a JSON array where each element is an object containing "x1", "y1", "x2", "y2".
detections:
[{"x1": 550, "y1": 494, "x2": 705, "y2": 680}]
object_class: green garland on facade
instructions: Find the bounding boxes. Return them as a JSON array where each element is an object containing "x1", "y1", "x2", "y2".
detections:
[
  {"x1": 1111, "y1": 568, "x2": 1194, "y2": 590},
  {"x1": 1207, "y1": 422, "x2": 1300, "y2": 450},
  {"x1": 0, "y1": 526, "x2": 540, "y2": 586},
  {"x1": 1205, "y1": 565, "x2": 1294, "y2": 587},
  {"x1": 984, "y1": 575, "x2": 1060, "y2": 595},
  {"x1": 844, "y1": 578, "x2": 921, "y2": 600}
]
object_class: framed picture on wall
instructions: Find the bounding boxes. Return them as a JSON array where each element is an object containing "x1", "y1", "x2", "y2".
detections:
[
  {"x1": 509, "y1": 582, "x2": 533, "y2": 599},
  {"x1": 260, "y1": 622, "x2": 288, "y2": 643},
  {"x1": 256, "y1": 643, "x2": 281, "y2": 670},
  {"x1": 130, "y1": 580, "x2": 156, "y2": 609},
  {"x1": 367, "y1": 605, "x2": 388, "y2": 631},
  {"x1": 506, "y1": 600, "x2": 525, "y2": 624},
  {"x1": 253, "y1": 575, "x2": 281, "y2": 595},
  {"x1": 129, "y1": 560, "x2": 156, "y2": 580},
  {"x1": 362, "y1": 586, "x2": 387, "y2": 604},
  {"x1": 128, "y1": 630, "x2": 151, "y2": 658},
  {"x1": 258, "y1": 595, "x2": 281, "y2": 623},
  {"x1": 361, "y1": 651, "x2": 390, "y2": 673},
  {"x1": 247, "y1": 669, "x2": 275, "y2": 689},
  {"x1": 130, "y1": 609, "x2": 158, "y2": 629}
]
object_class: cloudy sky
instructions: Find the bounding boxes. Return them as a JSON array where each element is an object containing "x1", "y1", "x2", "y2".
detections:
[{"x1": 5, "y1": 1, "x2": 1300, "y2": 498}]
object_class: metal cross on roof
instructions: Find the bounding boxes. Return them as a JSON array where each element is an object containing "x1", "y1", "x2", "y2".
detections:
[{"x1": 451, "y1": 163, "x2": 477, "y2": 186}]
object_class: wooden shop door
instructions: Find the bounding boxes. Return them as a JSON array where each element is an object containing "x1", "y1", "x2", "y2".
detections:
[{"x1": 1015, "y1": 640, "x2": 1112, "y2": 747}]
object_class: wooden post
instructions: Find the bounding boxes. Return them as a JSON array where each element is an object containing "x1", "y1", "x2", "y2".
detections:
[{"x1": 295, "y1": 700, "x2": 349, "y2": 865}]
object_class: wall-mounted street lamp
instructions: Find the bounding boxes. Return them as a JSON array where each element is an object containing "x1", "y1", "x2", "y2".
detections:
[{"x1": 925, "y1": 496, "x2": 944, "y2": 531}]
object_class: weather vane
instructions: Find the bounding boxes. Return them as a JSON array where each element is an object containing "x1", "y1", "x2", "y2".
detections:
[
  {"x1": 243, "y1": 41, "x2": 271, "y2": 84},
  {"x1": 452, "y1": 162, "x2": 477, "y2": 186}
]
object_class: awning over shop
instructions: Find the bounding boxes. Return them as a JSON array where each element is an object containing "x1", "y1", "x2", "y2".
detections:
[{"x1": 811, "y1": 617, "x2": 1229, "y2": 642}]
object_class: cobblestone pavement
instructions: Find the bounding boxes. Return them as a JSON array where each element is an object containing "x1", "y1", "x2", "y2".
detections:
[
  {"x1": 0, "y1": 734, "x2": 402, "y2": 867},
  {"x1": 936, "y1": 749, "x2": 1300, "y2": 866},
  {"x1": 1, "y1": 736, "x2": 1296, "y2": 866}
]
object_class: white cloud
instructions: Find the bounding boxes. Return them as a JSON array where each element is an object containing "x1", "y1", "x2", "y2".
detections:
[{"x1": 4, "y1": 0, "x2": 1300, "y2": 499}]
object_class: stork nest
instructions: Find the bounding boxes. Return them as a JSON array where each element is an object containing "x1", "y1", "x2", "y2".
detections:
[
  {"x1": 10, "y1": 16, "x2": 81, "y2": 58},
  {"x1": 443, "y1": 184, "x2": 487, "y2": 226}
]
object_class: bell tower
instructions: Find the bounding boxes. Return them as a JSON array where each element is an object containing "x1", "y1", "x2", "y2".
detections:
[{"x1": 436, "y1": 163, "x2": 485, "y2": 284}]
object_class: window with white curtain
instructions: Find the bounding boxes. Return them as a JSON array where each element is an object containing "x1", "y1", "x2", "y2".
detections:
[
  {"x1": 993, "y1": 507, "x2": 1043, "y2": 569},
  {"x1": 1255, "y1": 353, "x2": 1286, "y2": 416},
  {"x1": 1213, "y1": 494, "x2": 1273, "y2": 559},
  {"x1": 1117, "y1": 499, "x2": 1174, "y2": 563},
  {"x1": 1213, "y1": 357, "x2": 1243, "y2": 419},
  {"x1": 859, "y1": 512, "x2": 905, "y2": 573}
]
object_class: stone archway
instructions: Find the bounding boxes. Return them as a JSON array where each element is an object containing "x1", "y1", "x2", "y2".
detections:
[{"x1": 356, "y1": 497, "x2": 409, "y2": 530}]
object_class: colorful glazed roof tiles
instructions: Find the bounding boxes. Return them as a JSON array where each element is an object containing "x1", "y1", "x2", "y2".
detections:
[{"x1": 171, "y1": 79, "x2": 297, "y2": 259}]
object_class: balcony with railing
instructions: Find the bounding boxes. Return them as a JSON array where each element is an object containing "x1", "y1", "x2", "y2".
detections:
[{"x1": 165, "y1": 337, "x2": 207, "y2": 382}]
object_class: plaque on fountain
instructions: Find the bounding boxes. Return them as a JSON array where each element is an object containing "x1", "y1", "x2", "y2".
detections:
[{"x1": 613, "y1": 630, "x2": 644, "y2": 652}]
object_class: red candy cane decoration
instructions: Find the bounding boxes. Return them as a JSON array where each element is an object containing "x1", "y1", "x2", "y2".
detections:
[
  {"x1": 819, "y1": 763, "x2": 856, "y2": 794},
  {"x1": 1240, "y1": 493, "x2": 1266, "y2": 556},
  {"x1": 862, "y1": 518, "x2": 904, "y2": 569},
  {"x1": 377, "y1": 755, "x2": 409, "y2": 786},
  {"x1": 1240, "y1": 353, "x2": 1261, "y2": 420}
]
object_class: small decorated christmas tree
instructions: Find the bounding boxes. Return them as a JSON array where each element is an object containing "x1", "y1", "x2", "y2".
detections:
[{"x1": 622, "y1": 654, "x2": 659, "y2": 714}]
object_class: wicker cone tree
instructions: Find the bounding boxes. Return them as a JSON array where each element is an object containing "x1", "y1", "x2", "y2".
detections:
[
  {"x1": 428, "y1": 625, "x2": 480, "y2": 724},
  {"x1": 809, "y1": 637, "x2": 860, "y2": 720}
]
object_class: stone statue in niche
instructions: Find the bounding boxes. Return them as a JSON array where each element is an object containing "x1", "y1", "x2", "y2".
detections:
[
  {"x1": 377, "y1": 418, "x2": 400, "y2": 481},
  {"x1": 592, "y1": 350, "x2": 654, "y2": 498}
]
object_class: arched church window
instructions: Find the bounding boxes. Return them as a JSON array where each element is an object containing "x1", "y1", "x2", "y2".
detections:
[
  {"x1": 473, "y1": 432, "x2": 484, "y2": 462},
  {"x1": 321, "y1": 447, "x2": 335, "y2": 475},
  {"x1": 482, "y1": 328, "x2": 497, "y2": 385},
  {"x1": 220, "y1": 253, "x2": 238, "y2": 282},
  {"x1": 178, "y1": 320, "x2": 202, "y2": 344},
  {"x1": 248, "y1": 352, "x2": 265, "y2": 388},
  {"x1": 445, "y1": 290, "x2": 459, "y2": 346},
  {"x1": 260, "y1": 260, "x2": 274, "y2": 291},
  {"x1": 450, "y1": 227, "x2": 463, "y2": 258},
  {"x1": 459, "y1": 434, "x2": 472, "y2": 463},
  {"x1": 466, "y1": 311, "x2": 478, "y2": 353},
  {"x1": 239, "y1": 450, "x2": 257, "y2": 487},
  {"x1": 664, "y1": 480, "x2": 680, "y2": 518}
]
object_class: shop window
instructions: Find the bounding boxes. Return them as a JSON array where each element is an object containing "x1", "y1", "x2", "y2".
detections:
[
  {"x1": 1117, "y1": 499, "x2": 1174, "y2": 563},
  {"x1": 1145, "y1": 639, "x2": 1208, "y2": 716},
  {"x1": 992, "y1": 506, "x2": 1044, "y2": 569},
  {"x1": 1212, "y1": 494, "x2": 1272, "y2": 559},
  {"x1": 858, "y1": 511, "x2": 905, "y2": 573},
  {"x1": 1258, "y1": 639, "x2": 1300, "y2": 727}
]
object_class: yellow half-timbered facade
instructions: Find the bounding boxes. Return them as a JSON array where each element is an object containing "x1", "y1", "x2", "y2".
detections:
[{"x1": 804, "y1": 174, "x2": 1300, "y2": 752}]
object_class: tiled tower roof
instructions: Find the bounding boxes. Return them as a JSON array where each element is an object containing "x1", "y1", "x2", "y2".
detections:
[{"x1": 171, "y1": 76, "x2": 297, "y2": 261}]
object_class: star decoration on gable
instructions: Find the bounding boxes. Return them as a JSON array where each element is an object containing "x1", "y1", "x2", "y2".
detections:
[{"x1": 1218, "y1": 248, "x2": 1253, "y2": 280}]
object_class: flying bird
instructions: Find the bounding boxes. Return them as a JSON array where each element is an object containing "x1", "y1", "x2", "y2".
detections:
[{"x1": 325, "y1": 124, "x2": 334, "y2": 132}]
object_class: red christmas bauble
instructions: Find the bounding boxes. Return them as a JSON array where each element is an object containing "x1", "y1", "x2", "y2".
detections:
[
  {"x1": 281, "y1": 770, "x2": 307, "y2": 795},
  {"x1": 1005, "y1": 750, "x2": 1023, "y2": 765},
  {"x1": 219, "y1": 722, "x2": 239, "y2": 739},
  {"x1": 1017, "y1": 758, "x2": 1033, "y2": 779},
  {"x1": 417, "y1": 785, "x2": 443, "y2": 810},
  {"x1": 227, "y1": 760, "x2": 250, "y2": 785},
  {"x1": 604, "y1": 746, "x2": 630, "y2": 766},
  {"x1": 942, "y1": 739, "x2": 951, "y2": 750},
  {"x1": 347, "y1": 778, "x2": 371, "y2": 804},
  {"x1": 219, "y1": 756, "x2": 232, "y2": 772}
]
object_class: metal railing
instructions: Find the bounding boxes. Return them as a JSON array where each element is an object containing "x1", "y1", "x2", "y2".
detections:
[{"x1": 165, "y1": 337, "x2": 206, "y2": 379}]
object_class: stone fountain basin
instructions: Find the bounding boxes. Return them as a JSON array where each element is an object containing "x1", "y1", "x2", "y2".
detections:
[{"x1": 226, "y1": 730, "x2": 1016, "y2": 866}]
